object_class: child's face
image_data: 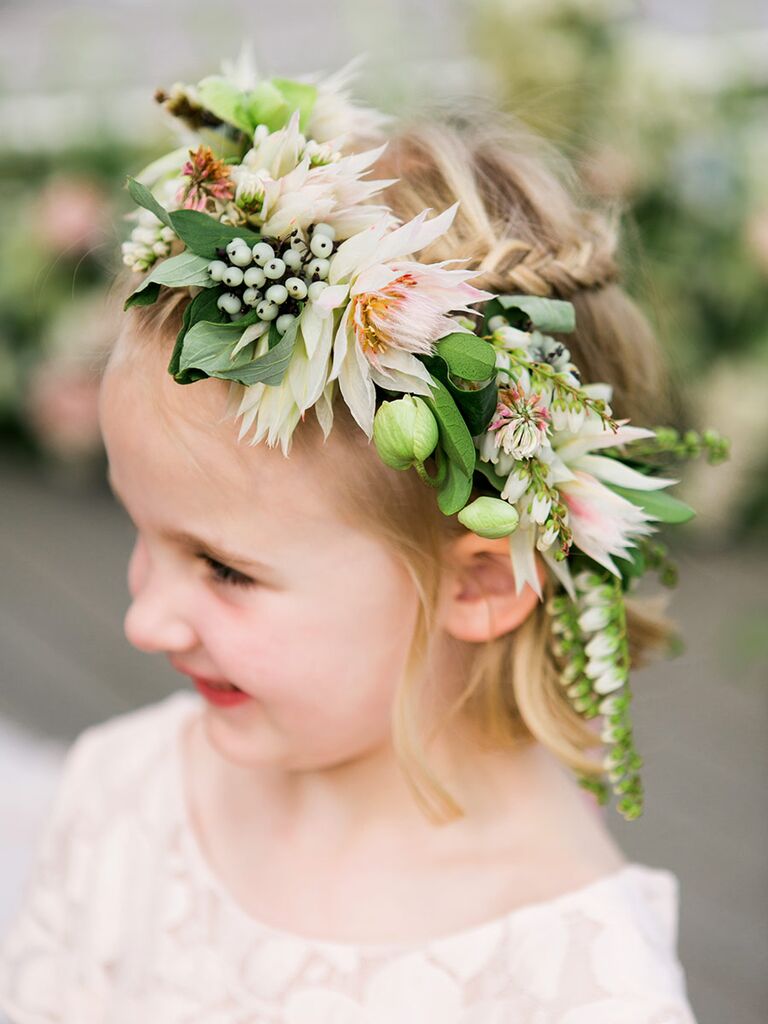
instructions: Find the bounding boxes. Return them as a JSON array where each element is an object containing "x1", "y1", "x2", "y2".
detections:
[{"x1": 98, "y1": 337, "x2": 421, "y2": 770}]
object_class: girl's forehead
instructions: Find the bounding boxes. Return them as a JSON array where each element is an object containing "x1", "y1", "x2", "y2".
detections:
[{"x1": 99, "y1": 342, "x2": 333, "y2": 528}]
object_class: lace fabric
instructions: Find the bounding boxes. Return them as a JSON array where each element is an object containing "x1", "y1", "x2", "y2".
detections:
[{"x1": 0, "y1": 691, "x2": 699, "y2": 1023}]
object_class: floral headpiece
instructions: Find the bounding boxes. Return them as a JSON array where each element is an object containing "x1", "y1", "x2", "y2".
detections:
[{"x1": 121, "y1": 52, "x2": 728, "y2": 821}]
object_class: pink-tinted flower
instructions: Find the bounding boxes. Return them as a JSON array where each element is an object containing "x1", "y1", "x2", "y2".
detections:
[
  {"x1": 559, "y1": 469, "x2": 657, "y2": 575},
  {"x1": 175, "y1": 145, "x2": 235, "y2": 211},
  {"x1": 488, "y1": 384, "x2": 551, "y2": 459}
]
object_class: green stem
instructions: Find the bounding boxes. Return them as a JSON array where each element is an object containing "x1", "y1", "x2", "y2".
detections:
[{"x1": 414, "y1": 447, "x2": 447, "y2": 488}]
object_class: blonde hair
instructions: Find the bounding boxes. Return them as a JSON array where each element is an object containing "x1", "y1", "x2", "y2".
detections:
[{"x1": 109, "y1": 109, "x2": 679, "y2": 824}]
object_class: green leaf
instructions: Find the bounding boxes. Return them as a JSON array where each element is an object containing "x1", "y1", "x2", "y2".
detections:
[
  {"x1": 434, "y1": 332, "x2": 496, "y2": 381},
  {"x1": 420, "y1": 353, "x2": 498, "y2": 437},
  {"x1": 169, "y1": 288, "x2": 230, "y2": 381},
  {"x1": 437, "y1": 457, "x2": 474, "y2": 516},
  {"x1": 124, "y1": 283, "x2": 161, "y2": 309},
  {"x1": 271, "y1": 78, "x2": 317, "y2": 132},
  {"x1": 177, "y1": 315, "x2": 298, "y2": 387},
  {"x1": 123, "y1": 251, "x2": 215, "y2": 309},
  {"x1": 473, "y1": 459, "x2": 508, "y2": 493},
  {"x1": 494, "y1": 294, "x2": 576, "y2": 334},
  {"x1": 420, "y1": 376, "x2": 476, "y2": 479},
  {"x1": 213, "y1": 319, "x2": 300, "y2": 386},
  {"x1": 167, "y1": 210, "x2": 261, "y2": 259},
  {"x1": 197, "y1": 76, "x2": 254, "y2": 134},
  {"x1": 607, "y1": 485, "x2": 696, "y2": 524},
  {"x1": 125, "y1": 177, "x2": 173, "y2": 229}
]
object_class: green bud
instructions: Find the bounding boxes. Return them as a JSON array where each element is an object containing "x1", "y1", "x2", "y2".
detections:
[
  {"x1": 373, "y1": 396, "x2": 439, "y2": 471},
  {"x1": 457, "y1": 496, "x2": 520, "y2": 539}
]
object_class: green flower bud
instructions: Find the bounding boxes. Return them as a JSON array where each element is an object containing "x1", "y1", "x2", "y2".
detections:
[
  {"x1": 457, "y1": 496, "x2": 520, "y2": 539},
  {"x1": 373, "y1": 396, "x2": 439, "y2": 471}
]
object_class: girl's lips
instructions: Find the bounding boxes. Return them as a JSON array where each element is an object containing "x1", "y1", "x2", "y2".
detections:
[{"x1": 191, "y1": 675, "x2": 253, "y2": 707}]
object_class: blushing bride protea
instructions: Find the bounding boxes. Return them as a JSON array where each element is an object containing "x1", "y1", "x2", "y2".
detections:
[
  {"x1": 232, "y1": 203, "x2": 492, "y2": 451},
  {"x1": 321, "y1": 203, "x2": 493, "y2": 436}
]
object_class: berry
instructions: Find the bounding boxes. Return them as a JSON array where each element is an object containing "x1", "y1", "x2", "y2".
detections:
[
  {"x1": 306, "y1": 257, "x2": 330, "y2": 280},
  {"x1": 266, "y1": 284, "x2": 288, "y2": 304},
  {"x1": 229, "y1": 245, "x2": 252, "y2": 268},
  {"x1": 276, "y1": 313, "x2": 296, "y2": 335},
  {"x1": 222, "y1": 266, "x2": 244, "y2": 287},
  {"x1": 217, "y1": 293, "x2": 242, "y2": 316},
  {"x1": 243, "y1": 266, "x2": 266, "y2": 288},
  {"x1": 207, "y1": 260, "x2": 228, "y2": 282},
  {"x1": 310, "y1": 233, "x2": 334, "y2": 258},
  {"x1": 285, "y1": 277, "x2": 308, "y2": 300},
  {"x1": 307, "y1": 280, "x2": 329, "y2": 301},
  {"x1": 264, "y1": 258, "x2": 286, "y2": 280},
  {"x1": 256, "y1": 300, "x2": 279, "y2": 321},
  {"x1": 251, "y1": 241, "x2": 275, "y2": 266}
]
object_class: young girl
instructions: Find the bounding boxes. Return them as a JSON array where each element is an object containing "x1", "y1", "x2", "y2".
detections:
[{"x1": 0, "y1": 60, "x2": 711, "y2": 1022}]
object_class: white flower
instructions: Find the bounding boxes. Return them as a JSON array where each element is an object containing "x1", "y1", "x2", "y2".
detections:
[
  {"x1": 485, "y1": 372, "x2": 553, "y2": 461},
  {"x1": 306, "y1": 57, "x2": 391, "y2": 147},
  {"x1": 319, "y1": 204, "x2": 492, "y2": 437},
  {"x1": 259, "y1": 135, "x2": 393, "y2": 241}
]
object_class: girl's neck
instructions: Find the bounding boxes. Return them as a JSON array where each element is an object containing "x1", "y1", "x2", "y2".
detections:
[{"x1": 187, "y1": 709, "x2": 603, "y2": 869}]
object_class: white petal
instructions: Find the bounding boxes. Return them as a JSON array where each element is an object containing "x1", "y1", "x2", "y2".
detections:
[
  {"x1": 540, "y1": 548, "x2": 576, "y2": 601},
  {"x1": 556, "y1": 423, "x2": 656, "y2": 463},
  {"x1": 329, "y1": 219, "x2": 389, "y2": 284},
  {"x1": 376, "y1": 202, "x2": 459, "y2": 263},
  {"x1": 231, "y1": 320, "x2": 269, "y2": 358},
  {"x1": 575, "y1": 454, "x2": 678, "y2": 491},
  {"x1": 508, "y1": 525, "x2": 542, "y2": 599},
  {"x1": 352, "y1": 262, "x2": 399, "y2": 296},
  {"x1": 329, "y1": 306, "x2": 351, "y2": 381},
  {"x1": 337, "y1": 340, "x2": 376, "y2": 437}
]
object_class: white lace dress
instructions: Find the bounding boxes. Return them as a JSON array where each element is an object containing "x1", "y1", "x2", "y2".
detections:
[{"x1": 0, "y1": 691, "x2": 699, "y2": 1023}]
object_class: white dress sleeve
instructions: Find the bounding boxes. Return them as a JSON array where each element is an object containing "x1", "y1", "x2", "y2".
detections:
[{"x1": 0, "y1": 726, "x2": 98, "y2": 1023}]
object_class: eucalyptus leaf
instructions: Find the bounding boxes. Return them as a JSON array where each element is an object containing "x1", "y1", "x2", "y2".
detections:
[
  {"x1": 434, "y1": 332, "x2": 496, "y2": 381},
  {"x1": 607, "y1": 485, "x2": 696, "y2": 524},
  {"x1": 492, "y1": 294, "x2": 576, "y2": 334},
  {"x1": 125, "y1": 177, "x2": 173, "y2": 229},
  {"x1": 123, "y1": 251, "x2": 214, "y2": 309}
]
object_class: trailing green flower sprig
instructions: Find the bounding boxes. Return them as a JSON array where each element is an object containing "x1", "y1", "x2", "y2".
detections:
[
  {"x1": 548, "y1": 569, "x2": 644, "y2": 821},
  {"x1": 621, "y1": 426, "x2": 730, "y2": 467}
]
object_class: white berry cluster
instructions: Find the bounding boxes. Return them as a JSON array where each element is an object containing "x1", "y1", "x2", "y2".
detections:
[
  {"x1": 207, "y1": 223, "x2": 337, "y2": 334},
  {"x1": 122, "y1": 210, "x2": 177, "y2": 271}
]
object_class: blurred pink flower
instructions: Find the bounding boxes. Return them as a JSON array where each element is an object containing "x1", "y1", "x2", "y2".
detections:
[{"x1": 35, "y1": 176, "x2": 110, "y2": 255}]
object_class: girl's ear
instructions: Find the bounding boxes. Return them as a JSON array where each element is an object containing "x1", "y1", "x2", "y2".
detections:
[{"x1": 438, "y1": 530, "x2": 546, "y2": 643}]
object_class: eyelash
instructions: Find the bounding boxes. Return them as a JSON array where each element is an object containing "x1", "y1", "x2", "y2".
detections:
[{"x1": 199, "y1": 554, "x2": 256, "y2": 589}]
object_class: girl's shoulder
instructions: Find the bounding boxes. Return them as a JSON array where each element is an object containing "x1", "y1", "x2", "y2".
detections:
[{"x1": 48, "y1": 689, "x2": 199, "y2": 826}]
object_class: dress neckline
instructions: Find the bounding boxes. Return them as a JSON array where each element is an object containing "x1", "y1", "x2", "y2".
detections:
[{"x1": 166, "y1": 688, "x2": 669, "y2": 955}]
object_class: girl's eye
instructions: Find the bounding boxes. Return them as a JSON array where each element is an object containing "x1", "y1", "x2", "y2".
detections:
[{"x1": 199, "y1": 554, "x2": 256, "y2": 589}]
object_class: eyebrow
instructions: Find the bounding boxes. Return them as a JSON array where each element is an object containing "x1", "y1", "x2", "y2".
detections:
[{"x1": 106, "y1": 469, "x2": 277, "y2": 575}]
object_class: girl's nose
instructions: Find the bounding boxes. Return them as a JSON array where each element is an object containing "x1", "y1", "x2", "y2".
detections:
[{"x1": 123, "y1": 539, "x2": 198, "y2": 655}]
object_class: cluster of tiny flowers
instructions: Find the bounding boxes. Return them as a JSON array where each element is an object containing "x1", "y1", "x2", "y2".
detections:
[
  {"x1": 547, "y1": 570, "x2": 644, "y2": 820},
  {"x1": 207, "y1": 223, "x2": 337, "y2": 333},
  {"x1": 122, "y1": 209, "x2": 176, "y2": 271}
]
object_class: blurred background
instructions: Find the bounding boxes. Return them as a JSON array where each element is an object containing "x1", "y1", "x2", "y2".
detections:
[{"x1": 1, "y1": 1, "x2": 766, "y2": 1021}]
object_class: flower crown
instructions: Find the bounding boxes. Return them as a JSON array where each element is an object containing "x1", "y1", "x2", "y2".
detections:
[{"x1": 120, "y1": 52, "x2": 728, "y2": 821}]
